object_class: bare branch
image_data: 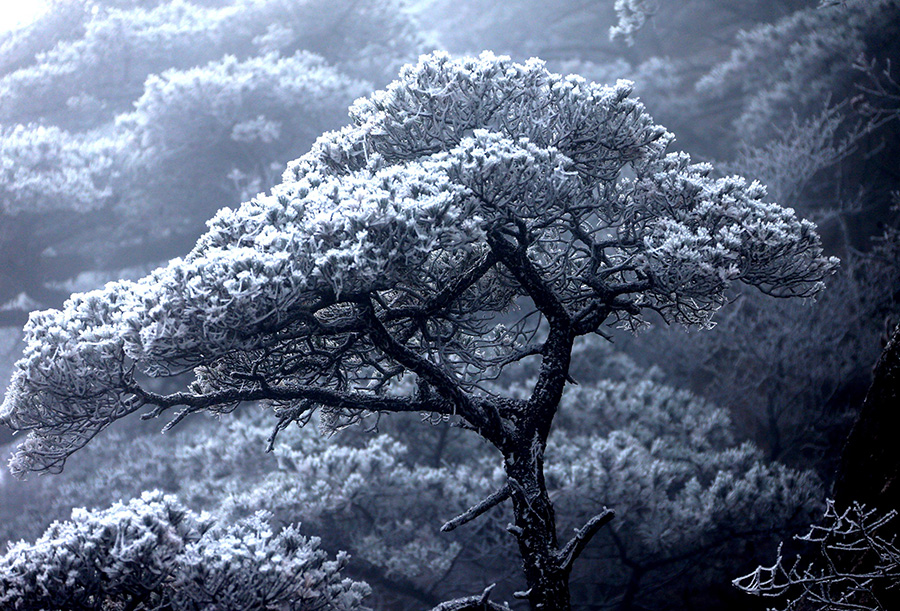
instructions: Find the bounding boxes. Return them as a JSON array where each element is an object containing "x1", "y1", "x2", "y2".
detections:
[
  {"x1": 429, "y1": 584, "x2": 509, "y2": 611},
  {"x1": 361, "y1": 298, "x2": 481, "y2": 426},
  {"x1": 557, "y1": 509, "x2": 615, "y2": 575},
  {"x1": 441, "y1": 484, "x2": 512, "y2": 532},
  {"x1": 487, "y1": 227, "x2": 570, "y2": 325}
]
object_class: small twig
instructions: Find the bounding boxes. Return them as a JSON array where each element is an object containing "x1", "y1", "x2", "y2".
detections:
[
  {"x1": 442, "y1": 485, "x2": 512, "y2": 532},
  {"x1": 557, "y1": 509, "x2": 615, "y2": 574}
]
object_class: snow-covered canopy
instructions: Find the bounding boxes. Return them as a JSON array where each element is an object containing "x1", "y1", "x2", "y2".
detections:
[{"x1": 1, "y1": 52, "x2": 837, "y2": 475}]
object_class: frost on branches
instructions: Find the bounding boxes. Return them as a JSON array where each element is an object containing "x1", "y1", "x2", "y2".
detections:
[
  {"x1": 1, "y1": 52, "x2": 837, "y2": 611},
  {"x1": 734, "y1": 500, "x2": 900, "y2": 611},
  {"x1": 0, "y1": 490, "x2": 368, "y2": 611}
]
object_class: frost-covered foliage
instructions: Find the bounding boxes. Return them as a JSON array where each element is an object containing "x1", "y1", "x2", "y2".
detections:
[
  {"x1": 0, "y1": 407, "x2": 506, "y2": 606},
  {"x1": 117, "y1": 51, "x2": 369, "y2": 225},
  {"x1": 548, "y1": 380, "x2": 822, "y2": 610},
  {"x1": 0, "y1": 377, "x2": 822, "y2": 610},
  {"x1": 0, "y1": 0, "x2": 425, "y2": 328},
  {"x1": 0, "y1": 124, "x2": 121, "y2": 215},
  {"x1": 0, "y1": 120, "x2": 126, "y2": 329},
  {"x1": 627, "y1": 0, "x2": 900, "y2": 467},
  {"x1": 698, "y1": 0, "x2": 900, "y2": 143},
  {"x1": 735, "y1": 500, "x2": 900, "y2": 611},
  {"x1": 409, "y1": 0, "x2": 614, "y2": 61},
  {"x1": 0, "y1": 1, "x2": 239, "y2": 128},
  {"x1": 0, "y1": 490, "x2": 368, "y2": 611},
  {"x1": 0, "y1": 409, "x2": 507, "y2": 607},
  {"x1": 633, "y1": 217, "x2": 900, "y2": 466},
  {"x1": 0, "y1": 50, "x2": 838, "y2": 611},
  {"x1": 0, "y1": 0, "x2": 424, "y2": 129},
  {"x1": 170, "y1": 512, "x2": 369, "y2": 611},
  {"x1": 221, "y1": 431, "x2": 509, "y2": 606},
  {"x1": 0, "y1": 1, "x2": 92, "y2": 76},
  {"x1": 609, "y1": 0, "x2": 656, "y2": 45},
  {"x1": 722, "y1": 104, "x2": 858, "y2": 205},
  {"x1": 0, "y1": 52, "x2": 836, "y2": 475},
  {"x1": 234, "y1": 0, "x2": 429, "y2": 83},
  {"x1": 0, "y1": 415, "x2": 288, "y2": 547},
  {"x1": 607, "y1": 0, "x2": 812, "y2": 52}
]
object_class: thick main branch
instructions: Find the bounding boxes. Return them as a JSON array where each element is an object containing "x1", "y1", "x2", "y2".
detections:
[
  {"x1": 487, "y1": 227, "x2": 575, "y2": 435},
  {"x1": 129, "y1": 382, "x2": 446, "y2": 422}
]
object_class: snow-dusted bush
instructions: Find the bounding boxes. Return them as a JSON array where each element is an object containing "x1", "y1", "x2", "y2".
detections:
[{"x1": 0, "y1": 490, "x2": 369, "y2": 611}]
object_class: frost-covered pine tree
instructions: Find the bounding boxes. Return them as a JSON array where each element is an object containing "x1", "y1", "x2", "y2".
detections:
[{"x1": 0, "y1": 52, "x2": 837, "y2": 611}]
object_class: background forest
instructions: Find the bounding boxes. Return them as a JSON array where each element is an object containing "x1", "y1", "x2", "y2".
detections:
[{"x1": 0, "y1": 1, "x2": 899, "y2": 609}]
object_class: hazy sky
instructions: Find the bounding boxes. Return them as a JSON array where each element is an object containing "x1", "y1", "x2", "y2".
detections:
[{"x1": 0, "y1": 0, "x2": 49, "y2": 32}]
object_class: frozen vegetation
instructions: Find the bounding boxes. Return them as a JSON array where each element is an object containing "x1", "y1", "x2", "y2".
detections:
[{"x1": 0, "y1": 1, "x2": 898, "y2": 610}]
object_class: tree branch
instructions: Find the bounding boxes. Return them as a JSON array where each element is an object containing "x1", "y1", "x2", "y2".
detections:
[
  {"x1": 384, "y1": 249, "x2": 497, "y2": 322},
  {"x1": 361, "y1": 298, "x2": 477, "y2": 422},
  {"x1": 572, "y1": 301, "x2": 612, "y2": 336},
  {"x1": 129, "y1": 382, "x2": 448, "y2": 424},
  {"x1": 493, "y1": 343, "x2": 544, "y2": 368},
  {"x1": 487, "y1": 226, "x2": 575, "y2": 433},
  {"x1": 441, "y1": 484, "x2": 511, "y2": 532},
  {"x1": 429, "y1": 584, "x2": 509, "y2": 611},
  {"x1": 487, "y1": 227, "x2": 570, "y2": 325},
  {"x1": 557, "y1": 509, "x2": 615, "y2": 575}
]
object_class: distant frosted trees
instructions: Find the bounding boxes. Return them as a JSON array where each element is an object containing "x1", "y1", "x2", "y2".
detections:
[
  {"x1": 698, "y1": 0, "x2": 900, "y2": 144},
  {"x1": 117, "y1": 52, "x2": 370, "y2": 231},
  {"x1": 643, "y1": 0, "x2": 900, "y2": 468},
  {"x1": 0, "y1": 0, "x2": 424, "y2": 128},
  {"x1": 0, "y1": 0, "x2": 424, "y2": 327},
  {"x1": 0, "y1": 125, "x2": 123, "y2": 324}
]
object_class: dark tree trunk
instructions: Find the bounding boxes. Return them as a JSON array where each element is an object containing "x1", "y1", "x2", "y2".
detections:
[
  {"x1": 504, "y1": 438, "x2": 570, "y2": 611},
  {"x1": 833, "y1": 323, "x2": 900, "y2": 511},
  {"x1": 831, "y1": 323, "x2": 900, "y2": 611}
]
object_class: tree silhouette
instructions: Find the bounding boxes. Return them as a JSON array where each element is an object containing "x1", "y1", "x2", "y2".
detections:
[{"x1": 1, "y1": 52, "x2": 837, "y2": 610}]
